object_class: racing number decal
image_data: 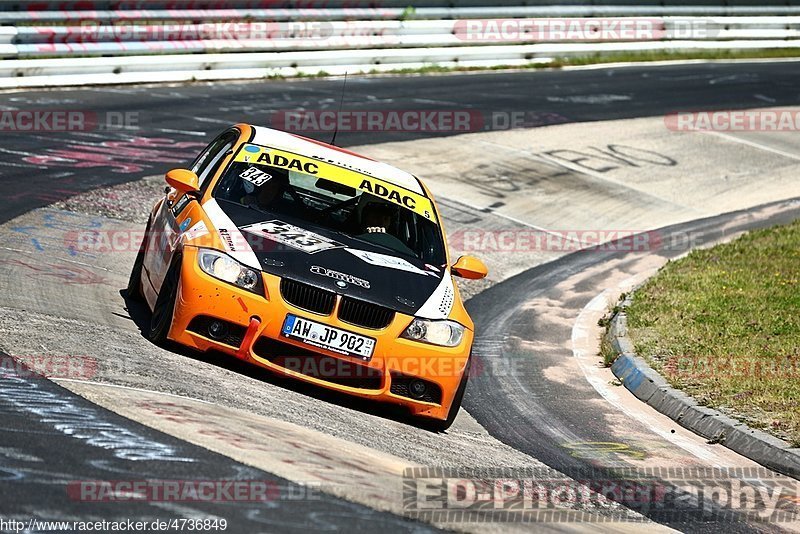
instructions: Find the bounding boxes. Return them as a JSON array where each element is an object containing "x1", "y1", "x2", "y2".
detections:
[
  {"x1": 239, "y1": 166, "x2": 273, "y2": 186},
  {"x1": 239, "y1": 220, "x2": 344, "y2": 254},
  {"x1": 234, "y1": 144, "x2": 437, "y2": 223}
]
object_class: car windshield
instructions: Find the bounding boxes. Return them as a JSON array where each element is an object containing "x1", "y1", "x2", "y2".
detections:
[{"x1": 213, "y1": 144, "x2": 447, "y2": 264}]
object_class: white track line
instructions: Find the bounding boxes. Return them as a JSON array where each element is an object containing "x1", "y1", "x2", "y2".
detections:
[
  {"x1": 705, "y1": 130, "x2": 800, "y2": 162},
  {"x1": 571, "y1": 282, "x2": 727, "y2": 464},
  {"x1": 55, "y1": 379, "x2": 214, "y2": 405}
]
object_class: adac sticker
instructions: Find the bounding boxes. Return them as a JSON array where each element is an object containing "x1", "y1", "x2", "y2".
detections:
[
  {"x1": 235, "y1": 144, "x2": 319, "y2": 174},
  {"x1": 233, "y1": 144, "x2": 437, "y2": 224}
]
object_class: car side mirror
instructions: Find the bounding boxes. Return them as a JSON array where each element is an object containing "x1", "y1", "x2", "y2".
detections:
[
  {"x1": 451, "y1": 255, "x2": 488, "y2": 280},
  {"x1": 165, "y1": 168, "x2": 200, "y2": 195}
]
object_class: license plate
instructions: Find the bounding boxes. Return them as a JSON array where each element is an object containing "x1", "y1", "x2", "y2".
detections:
[{"x1": 281, "y1": 315, "x2": 375, "y2": 361}]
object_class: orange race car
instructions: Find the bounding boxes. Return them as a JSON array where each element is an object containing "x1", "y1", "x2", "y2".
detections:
[{"x1": 127, "y1": 124, "x2": 487, "y2": 429}]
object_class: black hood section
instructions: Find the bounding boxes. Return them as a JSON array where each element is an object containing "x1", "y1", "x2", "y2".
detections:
[{"x1": 217, "y1": 201, "x2": 443, "y2": 314}]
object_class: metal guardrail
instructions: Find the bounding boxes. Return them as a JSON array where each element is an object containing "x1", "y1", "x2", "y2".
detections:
[
  {"x1": 1, "y1": 2, "x2": 800, "y2": 88},
  {"x1": 5, "y1": 6, "x2": 800, "y2": 24},
  {"x1": 2, "y1": 39, "x2": 797, "y2": 89},
  {"x1": 2, "y1": 18, "x2": 800, "y2": 55}
]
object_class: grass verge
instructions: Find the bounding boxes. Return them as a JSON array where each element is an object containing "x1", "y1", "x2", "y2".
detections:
[
  {"x1": 362, "y1": 48, "x2": 800, "y2": 77},
  {"x1": 543, "y1": 47, "x2": 800, "y2": 67},
  {"x1": 625, "y1": 219, "x2": 800, "y2": 446}
]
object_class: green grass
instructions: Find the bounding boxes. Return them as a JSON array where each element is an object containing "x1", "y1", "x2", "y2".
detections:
[
  {"x1": 544, "y1": 47, "x2": 800, "y2": 67},
  {"x1": 369, "y1": 49, "x2": 800, "y2": 77},
  {"x1": 626, "y1": 219, "x2": 800, "y2": 446},
  {"x1": 599, "y1": 331, "x2": 617, "y2": 368}
]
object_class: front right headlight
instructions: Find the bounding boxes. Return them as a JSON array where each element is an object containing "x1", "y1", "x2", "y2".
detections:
[
  {"x1": 197, "y1": 249, "x2": 262, "y2": 294},
  {"x1": 401, "y1": 318, "x2": 465, "y2": 347}
]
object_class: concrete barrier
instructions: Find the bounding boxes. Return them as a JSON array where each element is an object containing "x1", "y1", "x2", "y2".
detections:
[{"x1": 606, "y1": 305, "x2": 800, "y2": 480}]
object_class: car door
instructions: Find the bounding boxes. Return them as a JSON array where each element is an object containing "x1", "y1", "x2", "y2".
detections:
[{"x1": 144, "y1": 130, "x2": 238, "y2": 295}]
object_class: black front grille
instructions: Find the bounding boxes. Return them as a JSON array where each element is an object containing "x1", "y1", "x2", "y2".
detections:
[
  {"x1": 280, "y1": 279, "x2": 336, "y2": 315},
  {"x1": 253, "y1": 337, "x2": 383, "y2": 390},
  {"x1": 187, "y1": 316, "x2": 246, "y2": 348},
  {"x1": 390, "y1": 373, "x2": 443, "y2": 404},
  {"x1": 338, "y1": 297, "x2": 395, "y2": 330}
]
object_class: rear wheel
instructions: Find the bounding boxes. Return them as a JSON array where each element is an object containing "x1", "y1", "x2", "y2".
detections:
[
  {"x1": 126, "y1": 246, "x2": 146, "y2": 301},
  {"x1": 148, "y1": 257, "x2": 181, "y2": 345},
  {"x1": 126, "y1": 220, "x2": 151, "y2": 301},
  {"x1": 428, "y1": 355, "x2": 471, "y2": 432}
]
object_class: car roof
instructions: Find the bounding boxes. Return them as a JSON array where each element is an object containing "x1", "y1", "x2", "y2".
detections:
[{"x1": 250, "y1": 125, "x2": 425, "y2": 195}]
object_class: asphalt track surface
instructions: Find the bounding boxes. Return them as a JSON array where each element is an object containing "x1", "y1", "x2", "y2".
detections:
[
  {"x1": 2, "y1": 61, "x2": 800, "y2": 532},
  {"x1": 3, "y1": 60, "x2": 800, "y2": 224},
  {"x1": 0, "y1": 356, "x2": 434, "y2": 532},
  {"x1": 465, "y1": 198, "x2": 800, "y2": 533}
]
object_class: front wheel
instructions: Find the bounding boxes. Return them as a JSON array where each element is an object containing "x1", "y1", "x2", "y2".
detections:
[
  {"x1": 148, "y1": 257, "x2": 181, "y2": 345},
  {"x1": 428, "y1": 355, "x2": 471, "y2": 432}
]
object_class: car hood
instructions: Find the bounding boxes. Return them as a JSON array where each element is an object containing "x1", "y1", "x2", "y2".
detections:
[{"x1": 203, "y1": 199, "x2": 454, "y2": 319}]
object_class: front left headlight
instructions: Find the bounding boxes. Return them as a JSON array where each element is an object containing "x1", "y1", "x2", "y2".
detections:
[
  {"x1": 197, "y1": 248, "x2": 262, "y2": 294},
  {"x1": 402, "y1": 318, "x2": 465, "y2": 347}
]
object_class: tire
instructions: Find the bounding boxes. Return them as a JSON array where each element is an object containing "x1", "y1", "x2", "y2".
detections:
[
  {"x1": 126, "y1": 246, "x2": 146, "y2": 301},
  {"x1": 126, "y1": 220, "x2": 151, "y2": 301},
  {"x1": 148, "y1": 256, "x2": 181, "y2": 345},
  {"x1": 428, "y1": 355, "x2": 472, "y2": 432}
]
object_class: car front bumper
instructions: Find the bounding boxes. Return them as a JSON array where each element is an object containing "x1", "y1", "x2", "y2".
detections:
[{"x1": 168, "y1": 247, "x2": 472, "y2": 421}]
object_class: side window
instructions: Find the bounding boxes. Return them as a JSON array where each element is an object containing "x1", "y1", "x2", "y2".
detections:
[{"x1": 191, "y1": 131, "x2": 238, "y2": 190}]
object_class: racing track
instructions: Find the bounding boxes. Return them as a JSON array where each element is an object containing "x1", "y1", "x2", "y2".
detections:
[
  {"x1": 466, "y1": 198, "x2": 800, "y2": 532},
  {"x1": 2, "y1": 62, "x2": 800, "y2": 532}
]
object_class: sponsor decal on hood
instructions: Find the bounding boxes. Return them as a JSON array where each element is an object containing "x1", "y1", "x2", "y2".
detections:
[
  {"x1": 213, "y1": 199, "x2": 444, "y2": 315},
  {"x1": 415, "y1": 273, "x2": 456, "y2": 320},
  {"x1": 310, "y1": 265, "x2": 370, "y2": 289},
  {"x1": 203, "y1": 199, "x2": 260, "y2": 270},
  {"x1": 344, "y1": 248, "x2": 438, "y2": 277},
  {"x1": 240, "y1": 220, "x2": 344, "y2": 254}
]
